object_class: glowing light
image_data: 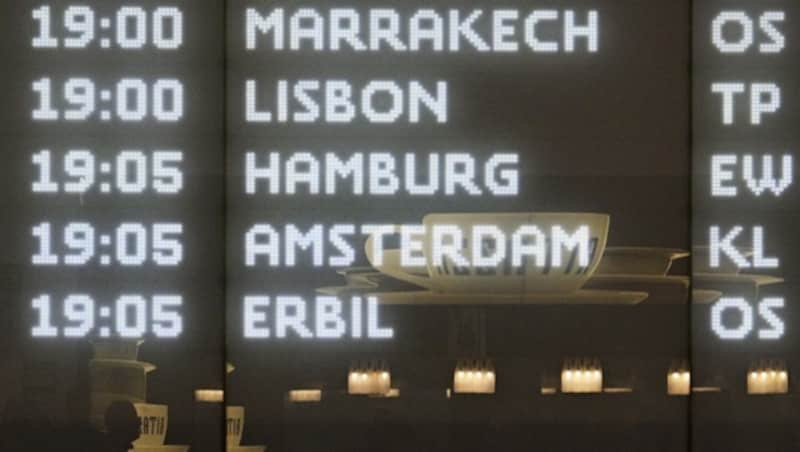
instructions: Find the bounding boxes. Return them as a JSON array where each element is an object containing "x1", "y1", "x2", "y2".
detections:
[
  {"x1": 195, "y1": 390, "x2": 224, "y2": 403},
  {"x1": 384, "y1": 388, "x2": 400, "y2": 398},
  {"x1": 748, "y1": 361, "x2": 789, "y2": 395},
  {"x1": 562, "y1": 358, "x2": 602, "y2": 394},
  {"x1": 348, "y1": 363, "x2": 391, "y2": 395},
  {"x1": 453, "y1": 360, "x2": 495, "y2": 394},
  {"x1": 288, "y1": 389, "x2": 322, "y2": 403},
  {"x1": 667, "y1": 366, "x2": 690, "y2": 396}
]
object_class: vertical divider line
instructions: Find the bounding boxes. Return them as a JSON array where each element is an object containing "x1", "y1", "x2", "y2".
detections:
[
  {"x1": 221, "y1": 0, "x2": 230, "y2": 449},
  {"x1": 688, "y1": 1, "x2": 695, "y2": 451}
]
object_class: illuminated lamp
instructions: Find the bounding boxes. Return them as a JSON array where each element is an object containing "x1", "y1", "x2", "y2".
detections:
[
  {"x1": 382, "y1": 388, "x2": 400, "y2": 398},
  {"x1": 561, "y1": 358, "x2": 602, "y2": 394},
  {"x1": 539, "y1": 374, "x2": 559, "y2": 395},
  {"x1": 747, "y1": 360, "x2": 789, "y2": 395},
  {"x1": 667, "y1": 361, "x2": 691, "y2": 396},
  {"x1": 348, "y1": 360, "x2": 391, "y2": 396},
  {"x1": 692, "y1": 386, "x2": 721, "y2": 393},
  {"x1": 603, "y1": 387, "x2": 633, "y2": 394},
  {"x1": 288, "y1": 389, "x2": 322, "y2": 403},
  {"x1": 194, "y1": 389, "x2": 224, "y2": 403},
  {"x1": 453, "y1": 359, "x2": 495, "y2": 394}
]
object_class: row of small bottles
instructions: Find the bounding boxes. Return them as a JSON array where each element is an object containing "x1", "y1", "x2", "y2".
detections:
[
  {"x1": 561, "y1": 357, "x2": 603, "y2": 393},
  {"x1": 667, "y1": 360, "x2": 691, "y2": 395},
  {"x1": 747, "y1": 360, "x2": 789, "y2": 395},
  {"x1": 453, "y1": 359, "x2": 496, "y2": 394},
  {"x1": 348, "y1": 360, "x2": 391, "y2": 395},
  {"x1": 336, "y1": 358, "x2": 791, "y2": 397}
]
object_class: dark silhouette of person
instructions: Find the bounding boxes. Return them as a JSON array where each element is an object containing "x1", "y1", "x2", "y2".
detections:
[
  {"x1": 62, "y1": 386, "x2": 106, "y2": 452},
  {"x1": 103, "y1": 400, "x2": 141, "y2": 452}
]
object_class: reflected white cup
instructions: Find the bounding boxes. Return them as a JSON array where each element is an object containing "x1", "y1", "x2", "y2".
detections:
[
  {"x1": 366, "y1": 212, "x2": 609, "y2": 294},
  {"x1": 91, "y1": 339, "x2": 143, "y2": 360},
  {"x1": 226, "y1": 406, "x2": 245, "y2": 447},
  {"x1": 132, "y1": 403, "x2": 168, "y2": 446},
  {"x1": 132, "y1": 446, "x2": 189, "y2": 452}
]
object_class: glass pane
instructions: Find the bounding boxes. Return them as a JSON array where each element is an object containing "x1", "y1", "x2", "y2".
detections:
[
  {"x1": 0, "y1": 1, "x2": 227, "y2": 451},
  {"x1": 692, "y1": 1, "x2": 800, "y2": 450},
  {"x1": 4, "y1": 1, "x2": 798, "y2": 451},
  {"x1": 225, "y1": 1, "x2": 691, "y2": 451}
]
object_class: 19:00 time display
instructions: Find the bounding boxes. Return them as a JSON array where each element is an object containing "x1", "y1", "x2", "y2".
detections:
[
  {"x1": 32, "y1": 78, "x2": 184, "y2": 122},
  {"x1": 32, "y1": 5, "x2": 183, "y2": 50}
]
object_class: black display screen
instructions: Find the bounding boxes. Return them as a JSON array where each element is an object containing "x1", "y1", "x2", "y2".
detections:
[{"x1": 0, "y1": 1, "x2": 798, "y2": 451}]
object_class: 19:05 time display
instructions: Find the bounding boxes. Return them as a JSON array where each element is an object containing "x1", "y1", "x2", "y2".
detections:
[
  {"x1": 32, "y1": 150, "x2": 183, "y2": 195},
  {"x1": 32, "y1": 294, "x2": 183, "y2": 338},
  {"x1": 32, "y1": 222, "x2": 183, "y2": 266}
]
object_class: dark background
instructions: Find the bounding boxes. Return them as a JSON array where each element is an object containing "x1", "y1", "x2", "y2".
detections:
[{"x1": 2, "y1": 0, "x2": 799, "y2": 451}]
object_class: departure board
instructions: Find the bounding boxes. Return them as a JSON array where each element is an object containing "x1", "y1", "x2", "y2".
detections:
[{"x1": 1, "y1": 1, "x2": 800, "y2": 451}]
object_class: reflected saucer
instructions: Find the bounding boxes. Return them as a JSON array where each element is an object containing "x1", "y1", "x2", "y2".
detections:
[
  {"x1": 587, "y1": 274, "x2": 689, "y2": 286},
  {"x1": 692, "y1": 273, "x2": 784, "y2": 286},
  {"x1": 132, "y1": 446, "x2": 190, "y2": 452},
  {"x1": 692, "y1": 273, "x2": 783, "y2": 299},
  {"x1": 337, "y1": 267, "x2": 384, "y2": 286},
  {"x1": 596, "y1": 247, "x2": 689, "y2": 276},
  {"x1": 318, "y1": 283, "x2": 378, "y2": 296},
  {"x1": 371, "y1": 289, "x2": 647, "y2": 305},
  {"x1": 583, "y1": 274, "x2": 688, "y2": 304},
  {"x1": 318, "y1": 267, "x2": 425, "y2": 296},
  {"x1": 691, "y1": 289, "x2": 723, "y2": 304}
]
